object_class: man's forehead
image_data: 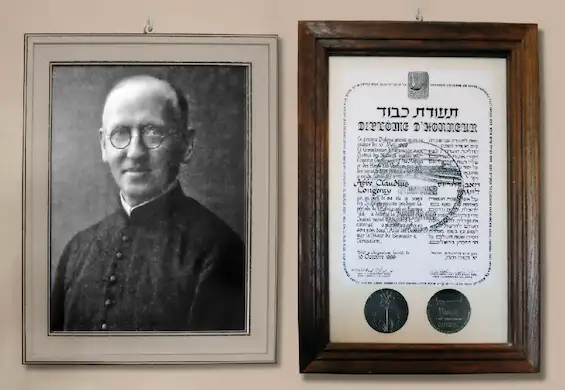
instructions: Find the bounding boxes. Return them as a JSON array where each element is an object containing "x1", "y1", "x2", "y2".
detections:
[
  {"x1": 106, "y1": 77, "x2": 175, "y2": 106},
  {"x1": 102, "y1": 77, "x2": 177, "y2": 123}
]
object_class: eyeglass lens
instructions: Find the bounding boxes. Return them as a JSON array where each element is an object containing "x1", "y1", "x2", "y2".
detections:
[{"x1": 110, "y1": 127, "x2": 165, "y2": 149}]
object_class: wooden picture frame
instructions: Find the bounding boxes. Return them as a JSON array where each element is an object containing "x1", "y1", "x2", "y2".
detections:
[
  {"x1": 298, "y1": 21, "x2": 540, "y2": 374},
  {"x1": 22, "y1": 33, "x2": 278, "y2": 364}
]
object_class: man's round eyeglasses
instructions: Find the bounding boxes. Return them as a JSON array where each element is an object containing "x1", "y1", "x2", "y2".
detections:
[{"x1": 109, "y1": 126, "x2": 167, "y2": 150}]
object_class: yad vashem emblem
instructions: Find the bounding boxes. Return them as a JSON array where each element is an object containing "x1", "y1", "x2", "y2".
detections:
[
  {"x1": 370, "y1": 140, "x2": 464, "y2": 234},
  {"x1": 364, "y1": 288, "x2": 409, "y2": 334}
]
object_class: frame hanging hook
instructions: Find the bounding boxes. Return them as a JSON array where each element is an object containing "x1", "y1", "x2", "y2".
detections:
[
  {"x1": 143, "y1": 17, "x2": 154, "y2": 34},
  {"x1": 415, "y1": 8, "x2": 423, "y2": 22}
]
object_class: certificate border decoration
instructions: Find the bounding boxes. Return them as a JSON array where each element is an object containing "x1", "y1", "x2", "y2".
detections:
[{"x1": 298, "y1": 21, "x2": 540, "y2": 374}]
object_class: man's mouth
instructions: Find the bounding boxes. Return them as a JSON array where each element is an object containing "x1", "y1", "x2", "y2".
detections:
[{"x1": 124, "y1": 168, "x2": 151, "y2": 174}]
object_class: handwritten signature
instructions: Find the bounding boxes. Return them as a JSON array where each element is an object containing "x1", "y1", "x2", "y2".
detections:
[{"x1": 351, "y1": 266, "x2": 393, "y2": 277}]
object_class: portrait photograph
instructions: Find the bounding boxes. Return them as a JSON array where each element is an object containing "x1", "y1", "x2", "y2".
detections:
[
  {"x1": 23, "y1": 34, "x2": 278, "y2": 364},
  {"x1": 50, "y1": 64, "x2": 248, "y2": 333}
]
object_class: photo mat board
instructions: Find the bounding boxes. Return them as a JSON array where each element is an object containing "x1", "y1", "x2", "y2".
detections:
[
  {"x1": 23, "y1": 33, "x2": 278, "y2": 364},
  {"x1": 328, "y1": 56, "x2": 508, "y2": 345},
  {"x1": 298, "y1": 20, "x2": 540, "y2": 374}
]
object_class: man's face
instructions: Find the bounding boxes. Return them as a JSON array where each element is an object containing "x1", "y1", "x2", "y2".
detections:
[{"x1": 100, "y1": 80, "x2": 186, "y2": 206}]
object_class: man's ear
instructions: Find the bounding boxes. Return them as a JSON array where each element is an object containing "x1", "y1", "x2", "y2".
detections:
[
  {"x1": 99, "y1": 128, "x2": 108, "y2": 162},
  {"x1": 180, "y1": 128, "x2": 196, "y2": 164}
]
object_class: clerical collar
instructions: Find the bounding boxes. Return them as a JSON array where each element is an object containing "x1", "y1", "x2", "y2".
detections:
[{"x1": 120, "y1": 181, "x2": 179, "y2": 216}]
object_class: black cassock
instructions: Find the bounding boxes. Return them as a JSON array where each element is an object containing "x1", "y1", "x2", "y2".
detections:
[{"x1": 50, "y1": 184, "x2": 246, "y2": 332}]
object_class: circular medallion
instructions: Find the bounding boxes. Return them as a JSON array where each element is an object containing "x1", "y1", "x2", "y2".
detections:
[
  {"x1": 427, "y1": 289, "x2": 471, "y2": 334},
  {"x1": 364, "y1": 289, "x2": 409, "y2": 333}
]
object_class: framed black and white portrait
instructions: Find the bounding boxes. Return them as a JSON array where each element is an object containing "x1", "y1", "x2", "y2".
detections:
[{"x1": 22, "y1": 33, "x2": 278, "y2": 364}]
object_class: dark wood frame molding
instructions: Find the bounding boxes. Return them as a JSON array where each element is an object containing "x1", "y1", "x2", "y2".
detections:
[{"x1": 298, "y1": 20, "x2": 540, "y2": 374}]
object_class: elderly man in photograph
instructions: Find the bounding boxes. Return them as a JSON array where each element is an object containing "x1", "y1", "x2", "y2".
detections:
[{"x1": 50, "y1": 75, "x2": 246, "y2": 332}]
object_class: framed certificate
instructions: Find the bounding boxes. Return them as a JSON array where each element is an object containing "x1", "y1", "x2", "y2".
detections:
[{"x1": 298, "y1": 21, "x2": 540, "y2": 374}]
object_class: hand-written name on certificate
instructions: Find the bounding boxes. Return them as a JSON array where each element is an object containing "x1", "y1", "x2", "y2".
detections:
[{"x1": 358, "y1": 106, "x2": 478, "y2": 133}]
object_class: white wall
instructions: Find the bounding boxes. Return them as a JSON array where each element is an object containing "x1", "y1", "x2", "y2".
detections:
[{"x1": 1, "y1": 0, "x2": 560, "y2": 389}]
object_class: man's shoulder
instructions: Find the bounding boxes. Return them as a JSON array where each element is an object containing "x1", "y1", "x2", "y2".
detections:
[
  {"x1": 174, "y1": 194, "x2": 243, "y2": 245},
  {"x1": 65, "y1": 212, "x2": 124, "y2": 246},
  {"x1": 174, "y1": 194, "x2": 245, "y2": 278}
]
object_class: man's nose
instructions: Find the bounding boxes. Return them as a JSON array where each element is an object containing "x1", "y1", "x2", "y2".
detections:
[{"x1": 126, "y1": 132, "x2": 148, "y2": 159}]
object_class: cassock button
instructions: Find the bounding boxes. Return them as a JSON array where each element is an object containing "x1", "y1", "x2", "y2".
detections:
[
  {"x1": 116, "y1": 252, "x2": 123, "y2": 259},
  {"x1": 101, "y1": 323, "x2": 107, "y2": 330},
  {"x1": 105, "y1": 299, "x2": 113, "y2": 307},
  {"x1": 109, "y1": 275, "x2": 116, "y2": 283},
  {"x1": 121, "y1": 235, "x2": 129, "y2": 243}
]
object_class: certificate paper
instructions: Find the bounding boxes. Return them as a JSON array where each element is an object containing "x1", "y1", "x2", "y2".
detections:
[
  {"x1": 343, "y1": 69, "x2": 490, "y2": 285},
  {"x1": 328, "y1": 57, "x2": 508, "y2": 343}
]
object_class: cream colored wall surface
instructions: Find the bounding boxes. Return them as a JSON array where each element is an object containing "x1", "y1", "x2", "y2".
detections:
[{"x1": 0, "y1": 0, "x2": 560, "y2": 389}]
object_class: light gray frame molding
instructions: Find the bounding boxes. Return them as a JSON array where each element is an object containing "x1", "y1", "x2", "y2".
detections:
[{"x1": 22, "y1": 33, "x2": 278, "y2": 364}]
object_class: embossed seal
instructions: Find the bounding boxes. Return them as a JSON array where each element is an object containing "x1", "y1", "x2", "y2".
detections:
[
  {"x1": 364, "y1": 288, "x2": 409, "y2": 333},
  {"x1": 370, "y1": 140, "x2": 464, "y2": 233},
  {"x1": 408, "y1": 71, "x2": 429, "y2": 99},
  {"x1": 426, "y1": 289, "x2": 471, "y2": 334}
]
